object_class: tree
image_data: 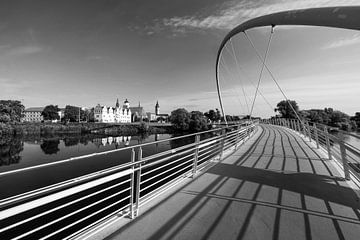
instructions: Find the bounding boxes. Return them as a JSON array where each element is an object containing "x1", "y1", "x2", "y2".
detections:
[
  {"x1": 64, "y1": 105, "x2": 82, "y2": 122},
  {"x1": 215, "y1": 108, "x2": 221, "y2": 122},
  {"x1": 204, "y1": 109, "x2": 216, "y2": 122},
  {"x1": 170, "y1": 108, "x2": 191, "y2": 131},
  {"x1": 42, "y1": 105, "x2": 60, "y2": 121},
  {"x1": 189, "y1": 111, "x2": 208, "y2": 132},
  {"x1": 0, "y1": 100, "x2": 25, "y2": 123},
  {"x1": 275, "y1": 100, "x2": 299, "y2": 119}
]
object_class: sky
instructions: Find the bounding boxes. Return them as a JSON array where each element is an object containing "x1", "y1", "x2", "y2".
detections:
[{"x1": 0, "y1": 0, "x2": 359, "y2": 118}]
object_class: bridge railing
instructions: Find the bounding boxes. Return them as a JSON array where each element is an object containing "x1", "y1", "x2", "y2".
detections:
[
  {"x1": 264, "y1": 118, "x2": 360, "y2": 181},
  {"x1": 0, "y1": 122, "x2": 257, "y2": 240}
]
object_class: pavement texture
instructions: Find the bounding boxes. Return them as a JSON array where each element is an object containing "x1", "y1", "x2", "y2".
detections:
[{"x1": 105, "y1": 124, "x2": 360, "y2": 240}]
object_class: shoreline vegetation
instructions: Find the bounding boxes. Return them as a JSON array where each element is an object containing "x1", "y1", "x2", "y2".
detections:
[{"x1": 0, "y1": 122, "x2": 173, "y2": 137}]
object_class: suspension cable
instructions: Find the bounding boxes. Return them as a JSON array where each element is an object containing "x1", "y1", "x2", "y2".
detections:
[
  {"x1": 249, "y1": 26, "x2": 274, "y2": 119},
  {"x1": 227, "y1": 38, "x2": 274, "y2": 112},
  {"x1": 219, "y1": 57, "x2": 247, "y2": 114},
  {"x1": 228, "y1": 39, "x2": 250, "y2": 114},
  {"x1": 244, "y1": 27, "x2": 303, "y2": 123}
]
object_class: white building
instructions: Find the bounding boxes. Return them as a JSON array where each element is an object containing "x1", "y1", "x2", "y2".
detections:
[
  {"x1": 23, "y1": 107, "x2": 44, "y2": 122},
  {"x1": 94, "y1": 99, "x2": 131, "y2": 123}
]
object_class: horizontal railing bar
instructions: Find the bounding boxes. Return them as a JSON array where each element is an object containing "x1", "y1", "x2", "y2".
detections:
[
  {"x1": 0, "y1": 169, "x2": 132, "y2": 220},
  {"x1": 140, "y1": 163, "x2": 193, "y2": 193},
  {"x1": 141, "y1": 148, "x2": 195, "y2": 170},
  {"x1": 141, "y1": 142, "x2": 197, "y2": 162},
  {"x1": 14, "y1": 187, "x2": 131, "y2": 240},
  {"x1": 141, "y1": 153, "x2": 195, "y2": 177},
  {"x1": 140, "y1": 159, "x2": 194, "y2": 190},
  {"x1": 138, "y1": 174, "x2": 189, "y2": 207},
  {"x1": 41, "y1": 196, "x2": 131, "y2": 240},
  {"x1": 0, "y1": 178, "x2": 131, "y2": 233},
  {"x1": 63, "y1": 203, "x2": 131, "y2": 240},
  {"x1": 199, "y1": 141, "x2": 219, "y2": 153},
  {"x1": 0, "y1": 161, "x2": 134, "y2": 207}
]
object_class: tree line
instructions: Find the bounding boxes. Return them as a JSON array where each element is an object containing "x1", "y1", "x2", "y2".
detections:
[{"x1": 274, "y1": 100, "x2": 359, "y2": 131}]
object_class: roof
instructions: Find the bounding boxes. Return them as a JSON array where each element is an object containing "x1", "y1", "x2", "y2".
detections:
[
  {"x1": 25, "y1": 107, "x2": 44, "y2": 112},
  {"x1": 129, "y1": 107, "x2": 147, "y2": 116}
]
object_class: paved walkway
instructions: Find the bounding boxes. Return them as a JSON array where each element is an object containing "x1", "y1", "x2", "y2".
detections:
[{"x1": 105, "y1": 124, "x2": 360, "y2": 240}]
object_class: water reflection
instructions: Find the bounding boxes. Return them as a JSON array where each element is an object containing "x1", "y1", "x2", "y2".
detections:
[
  {"x1": 40, "y1": 139, "x2": 60, "y2": 155},
  {"x1": 0, "y1": 137, "x2": 23, "y2": 167},
  {"x1": 92, "y1": 136, "x2": 132, "y2": 148}
]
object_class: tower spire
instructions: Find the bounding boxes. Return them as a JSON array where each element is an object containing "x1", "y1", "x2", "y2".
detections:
[{"x1": 116, "y1": 98, "x2": 119, "y2": 108}]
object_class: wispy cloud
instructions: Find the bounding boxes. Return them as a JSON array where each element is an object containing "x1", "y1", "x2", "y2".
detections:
[
  {"x1": 322, "y1": 34, "x2": 360, "y2": 49},
  {"x1": 0, "y1": 45, "x2": 44, "y2": 57},
  {"x1": 159, "y1": 0, "x2": 359, "y2": 34},
  {"x1": 7, "y1": 46, "x2": 43, "y2": 56}
]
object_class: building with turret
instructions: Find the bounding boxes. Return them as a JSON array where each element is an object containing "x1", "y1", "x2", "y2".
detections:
[
  {"x1": 94, "y1": 99, "x2": 131, "y2": 123},
  {"x1": 146, "y1": 101, "x2": 169, "y2": 122}
]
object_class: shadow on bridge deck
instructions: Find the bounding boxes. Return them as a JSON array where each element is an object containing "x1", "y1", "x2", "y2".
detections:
[{"x1": 102, "y1": 124, "x2": 360, "y2": 240}]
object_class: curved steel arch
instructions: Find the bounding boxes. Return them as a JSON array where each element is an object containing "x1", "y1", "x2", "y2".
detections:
[{"x1": 215, "y1": 6, "x2": 360, "y2": 121}]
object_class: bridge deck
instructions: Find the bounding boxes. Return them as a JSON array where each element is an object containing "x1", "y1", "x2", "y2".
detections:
[{"x1": 103, "y1": 124, "x2": 360, "y2": 240}]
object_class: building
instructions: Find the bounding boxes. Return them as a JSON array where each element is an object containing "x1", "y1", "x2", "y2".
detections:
[
  {"x1": 94, "y1": 99, "x2": 131, "y2": 123},
  {"x1": 129, "y1": 102, "x2": 147, "y2": 122},
  {"x1": 23, "y1": 107, "x2": 44, "y2": 122},
  {"x1": 147, "y1": 101, "x2": 169, "y2": 122}
]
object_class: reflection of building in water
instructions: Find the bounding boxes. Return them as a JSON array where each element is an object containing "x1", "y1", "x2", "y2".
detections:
[{"x1": 92, "y1": 136, "x2": 132, "y2": 148}]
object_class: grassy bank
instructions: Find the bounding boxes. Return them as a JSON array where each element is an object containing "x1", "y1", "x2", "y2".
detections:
[{"x1": 0, "y1": 122, "x2": 173, "y2": 137}]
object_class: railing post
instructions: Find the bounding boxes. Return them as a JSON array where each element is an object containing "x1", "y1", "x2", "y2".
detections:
[
  {"x1": 134, "y1": 146, "x2": 142, "y2": 217},
  {"x1": 314, "y1": 124, "x2": 319, "y2": 149},
  {"x1": 306, "y1": 121, "x2": 311, "y2": 142},
  {"x1": 129, "y1": 147, "x2": 135, "y2": 219},
  {"x1": 324, "y1": 126, "x2": 332, "y2": 160},
  {"x1": 339, "y1": 132, "x2": 350, "y2": 180},
  {"x1": 235, "y1": 126, "x2": 241, "y2": 150},
  {"x1": 302, "y1": 122, "x2": 306, "y2": 137},
  {"x1": 193, "y1": 134, "x2": 200, "y2": 176},
  {"x1": 296, "y1": 120, "x2": 300, "y2": 133},
  {"x1": 290, "y1": 119, "x2": 294, "y2": 130},
  {"x1": 219, "y1": 128, "x2": 226, "y2": 160}
]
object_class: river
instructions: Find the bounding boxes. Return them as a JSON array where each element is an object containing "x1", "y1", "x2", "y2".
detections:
[
  {"x1": 0, "y1": 133, "x2": 195, "y2": 199},
  {"x1": 1, "y1": 130, "x2": 359, "y2": 200}
]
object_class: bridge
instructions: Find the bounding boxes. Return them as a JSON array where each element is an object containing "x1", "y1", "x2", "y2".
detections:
[
  {"x1": 0, "y1": 119, "x2": 359, "y2": 239},
  {"x1": 1, "y1": 6, "x2": 360, "y2": 240}
]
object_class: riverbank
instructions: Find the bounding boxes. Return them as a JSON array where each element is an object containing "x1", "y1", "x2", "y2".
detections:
[{"x1": 0, "y1": 122, "x2": 173, "y2": 137}]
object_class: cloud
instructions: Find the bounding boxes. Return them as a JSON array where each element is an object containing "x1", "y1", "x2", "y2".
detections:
[
  {"x1": 322, "y1": 34, "x2": 360, "y2": 49},
  {"x1": 0, "y1": 45, "x2": 44, "y2": 58},
  {"x1": 7, "y1": 46, "x2": 43, "y2": 56},
  {"x1": 160, "y1": 0, "x2": 360, "y2": 34}
]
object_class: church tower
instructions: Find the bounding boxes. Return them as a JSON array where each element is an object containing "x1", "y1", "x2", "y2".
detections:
[
  {"x1": 116, "y1": 98, "x2": 119, "y2": 108},
  {"x1": 123, "y1": 99, "x2": 130, "y2": 108},
  {"x1": 155, "y1": 100, "x2": 160, "y2": 115}
]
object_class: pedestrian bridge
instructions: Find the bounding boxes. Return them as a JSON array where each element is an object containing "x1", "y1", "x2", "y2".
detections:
[
  {"x1": 1, "y1": 120, "x2": 359, "y2": 240},
  {"x1": 98, "y1": 123, "x2": 360, "y2": 240}
]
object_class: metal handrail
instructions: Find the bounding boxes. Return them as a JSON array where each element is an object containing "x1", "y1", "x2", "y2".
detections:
[
  {"x1": 0, "y1": 122, "x2": 257, "y2": 240},
  {"x1": 265, "y1": 118, "x2": 360, "y2": 180}
]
